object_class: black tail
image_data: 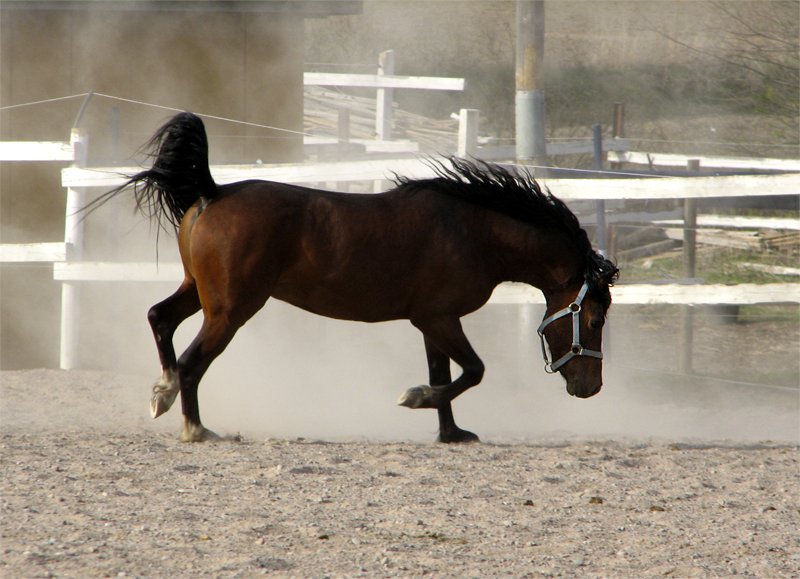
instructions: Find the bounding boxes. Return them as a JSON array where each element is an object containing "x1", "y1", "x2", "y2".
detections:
[{"x1": 83, "y1": 112, "x2": 217, "y2": 231}]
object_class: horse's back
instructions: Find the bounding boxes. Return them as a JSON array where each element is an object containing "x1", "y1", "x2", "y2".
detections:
[{"x1": 182, "y1": 180, "x2": 498, "y2": 321}]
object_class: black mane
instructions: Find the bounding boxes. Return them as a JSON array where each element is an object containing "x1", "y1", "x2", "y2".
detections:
[{"x1": 395, "y1": 157, "x2": 619, "y2": 291}]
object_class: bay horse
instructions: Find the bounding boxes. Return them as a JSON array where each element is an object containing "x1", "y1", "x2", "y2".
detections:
[{"x1": 90, "y1": 112, "x2": 618, "y2": 443}]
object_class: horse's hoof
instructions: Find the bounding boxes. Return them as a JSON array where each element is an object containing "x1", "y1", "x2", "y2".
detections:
[
  {"x1": 437, "y1": 429, "x2": 480, "y2": 444},
  {"x1": 397, "y1": 385, "x2": 435, "y2": 409},
  {"x1": 180, "y1": 423, "x2": 220, "y2": 443},
  {"x1": 150, "y1": 372, "x2": 179, "y2": 418},
  {"x1": 150, "y1": 387, "x2": 178, "y2": 418}
]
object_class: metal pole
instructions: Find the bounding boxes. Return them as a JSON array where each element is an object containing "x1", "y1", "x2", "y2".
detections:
[
  {"x1": 679, "y1": 159, "x2": 700, "y2": 374},
  {"x1": 610, "y1": 102, "x2": 625, "y2": 170},
  {"x1": 515, "y1": 0, "x2": 546, "y2": 172},
  {"x1": 683, "y1": 160, "x2": 699, "y2": 279}
]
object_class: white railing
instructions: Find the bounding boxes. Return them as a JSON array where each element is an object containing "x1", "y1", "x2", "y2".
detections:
[{"x1": 3, "y1": 86, "x2": 798, "y2": 370}]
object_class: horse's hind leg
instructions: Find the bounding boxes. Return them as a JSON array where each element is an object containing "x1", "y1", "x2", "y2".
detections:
[
  {"x1": 148, "y1": 278, "x2": 201, "y2": 418},
  {"x1": 174, "y1": 312, "x2": 242, "y2": 442}
]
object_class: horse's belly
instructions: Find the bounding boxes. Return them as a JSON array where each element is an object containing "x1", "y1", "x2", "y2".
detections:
[{"x1": 272, "y1": 283, "x2": 407, "y2": 322}]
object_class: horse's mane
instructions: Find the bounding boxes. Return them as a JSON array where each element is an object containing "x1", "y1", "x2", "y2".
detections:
[{"x1": 394, "y1": 157, "x2": 619, "y2": 292}]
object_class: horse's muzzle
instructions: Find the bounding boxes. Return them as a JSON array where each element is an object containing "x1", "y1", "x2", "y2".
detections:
[{"x1": 566, "y1": 380, "x2": 602, "y2": 398}]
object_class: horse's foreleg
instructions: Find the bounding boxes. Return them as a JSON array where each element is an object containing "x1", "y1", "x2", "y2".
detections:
[
  {"x1": 424, "y1": 336, "x2": 480, "y2": 444},
  {"x1": 399, "y1": 319, "x2": 484, "y2": 443},
  {"x1": 148, "y1": 279, "x2": 201, "y2": 418}
]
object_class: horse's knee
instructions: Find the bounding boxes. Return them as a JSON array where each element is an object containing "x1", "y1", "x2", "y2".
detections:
[
  {"x1": 465, "y1": 359, "x2": 485, "y2": 385},
  {"x1": 147, "y1": 304, "x2": 160, "y2": 329}
]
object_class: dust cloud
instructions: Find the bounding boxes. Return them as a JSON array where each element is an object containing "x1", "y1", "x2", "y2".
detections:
[
  {"x1": 4, "y1": 1, "x2": 797, "y2": 446},
  {"x1": 82, "y1": 267, "x2": 798, "y2": 445},
  {"x1": 10, "y1": 167, "x2": 798, "y2": 445},
  {"x1": 58, "y1": 114, "x2": 799, "y2": 447}
]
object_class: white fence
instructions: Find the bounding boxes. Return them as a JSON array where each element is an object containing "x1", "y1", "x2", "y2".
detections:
[
  {"x1": 54, "y1": 155, "x2": 800, "y2": 353},
  {"x1": 2, "y1": 101, "x2": 799, "y2": 369}
]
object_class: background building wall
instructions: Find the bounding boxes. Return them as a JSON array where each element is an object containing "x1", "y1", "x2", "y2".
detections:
[{"x1": 0, "y1": 5, "x2": 307, "y2": 368}]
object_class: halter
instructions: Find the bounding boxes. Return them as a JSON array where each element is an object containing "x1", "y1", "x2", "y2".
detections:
[{"x1": 537, "y1": 280, "x2": 603, "y2": 373}]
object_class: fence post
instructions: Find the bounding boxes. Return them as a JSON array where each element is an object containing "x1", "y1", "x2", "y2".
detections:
[
  {"x1": 592, "y1": 123, "x2": 608, "y2": 255},
  {"x1": 60, "y1": 127, "x2": 88, "y2": 370},
  {"x1": 457, "y1": 109, "x2": 480, "y2": 157},
  {"x1": 375, "y1": 49, "x2": 395, "y2": 141},
  {"x1": 683, "y1": 160, "x2": 699, "y2": 277},
  {"x1": 610, "y1": 102, "x2": 625, "y2": 170},
  {"x1": 679, "y1": 158, "x2": 700, "y2": 373}
]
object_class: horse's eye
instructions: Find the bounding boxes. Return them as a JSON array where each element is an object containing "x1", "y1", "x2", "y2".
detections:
[{"x1": 589, "y1": 318, "x2": 604, "y2": 329}]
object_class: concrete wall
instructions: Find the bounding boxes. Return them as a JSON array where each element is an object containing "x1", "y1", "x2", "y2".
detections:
[{"x1": 0, "y1": 6, "x2": 307, "y2": 368}]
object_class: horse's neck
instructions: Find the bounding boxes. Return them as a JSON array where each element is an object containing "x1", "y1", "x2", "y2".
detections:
[{"x1": 491, "y1": 224, "x2": 580, "y2": 291}]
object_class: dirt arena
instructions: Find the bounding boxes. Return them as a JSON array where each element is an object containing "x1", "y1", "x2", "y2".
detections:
[{"x1": 1, "y1": 366, "x2": 797, "y2": 578}]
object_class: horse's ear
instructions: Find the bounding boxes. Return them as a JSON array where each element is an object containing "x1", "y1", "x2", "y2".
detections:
[{"x1": 604, "y1": 260, "x2": 620, "y2": 286}]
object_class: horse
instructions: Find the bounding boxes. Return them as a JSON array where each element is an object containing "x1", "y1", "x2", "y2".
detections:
[{"x1": 87, "y1": 112, "x2": 618, "y2": 443}]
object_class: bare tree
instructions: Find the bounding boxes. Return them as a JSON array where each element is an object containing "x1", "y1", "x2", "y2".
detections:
[{"x1": 651, "y1": 1, "x2": 799, "y2": 139}]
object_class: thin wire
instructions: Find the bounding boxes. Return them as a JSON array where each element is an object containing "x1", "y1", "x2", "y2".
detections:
[
  {"x1": 0, "y1": 93, "x2": 91, "y2": 111},
  {"x1": 4, "y1": 94, "x2": 795, "y2": 151},
  {"x1": 1, "y1": 91, "x2": 312, "y2": 137},
  {"x1": 92, "y1": 93, "x2": 311, "y2": 137}
]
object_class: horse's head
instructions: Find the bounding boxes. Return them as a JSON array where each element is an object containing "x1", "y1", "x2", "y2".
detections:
[{"x1": 538, "y1": 270, "x2": 616, "y2": 398}]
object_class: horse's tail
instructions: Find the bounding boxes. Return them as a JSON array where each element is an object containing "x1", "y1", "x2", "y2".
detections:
[{"x1": 83, "y1": 112, "x2": 217, "y2": 231}]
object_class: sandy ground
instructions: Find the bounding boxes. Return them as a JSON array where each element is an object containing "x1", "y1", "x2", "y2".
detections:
[{"x1": 1, "y1": 368, "x2": 798, "y2": 578}]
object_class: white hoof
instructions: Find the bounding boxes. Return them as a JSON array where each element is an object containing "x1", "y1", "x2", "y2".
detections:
[
  {"x1": 150, "y1": 369, "x2": 179, "y2": 419},
  {"x1": 397, "y1": 385, "x2": 434, "y2": 409}
]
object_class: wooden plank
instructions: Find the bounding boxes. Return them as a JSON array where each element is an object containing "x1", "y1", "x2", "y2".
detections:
[
  {"x1": 490, "y1": 282, "x2": 800, "y2": 305},
  {"x1": 304, "y1": 137, "x2": 419, "y2": 154},
  {"x1": 63, "y1": 165, "x2": 800, "y2": 200},
  {"x1": 63, "y1": 158, "x2": 443, "y2": 189},
  {"x1": 539, "y1": 173, "x2": 800, "y2": 200},
  {"x1": 550, "y1": 137, "x2": 630, "y2": 156},
  {"x1": 613, "y1": 283, "x2": 800, "y2": 305},
  {"x1": 609, "y1": 150, "x2": 800, "y2": 172},
  {"x1": 738, "y1": 263, "x2": 800, "y2": 276},
  {"x1": 304, "y1": 72, "x2": 464, "y2": 91},
  {"x1": 0, "y1": 242, "x2": 68, "y2": 262},
  {"x1": 50, "y1": 264, "x2": 800, "y2": 305},
  {"x1": 663, "y1": 228, "x2": 762, "y2": 250},
  {"x1": 654, "y1": 215, "x2": 800, "y2": 231},
  {"x1": 53, "y1": 262, "x2": 183, "y2": 282},
  {"x1": 0, "y1": 142, "x2": 73, "y2": 162},
  {"x1": 476, "y1": 138, "x2": 629, "y2": 161},
  {"x1": 616, "y1": 239, "x2": 680, "y2": 261}
]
